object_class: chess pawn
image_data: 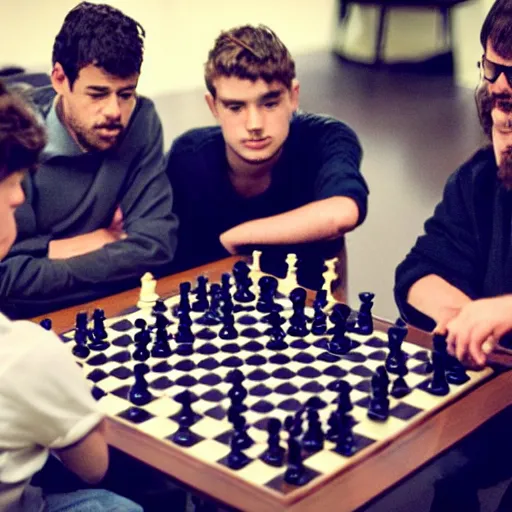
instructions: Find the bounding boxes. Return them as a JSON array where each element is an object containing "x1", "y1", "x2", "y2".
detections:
[
  {"x1": 40, "y1": 318, "x2": 52, "y2": 330},
  {"x1": 261, "y1": 418, "x2": 285, "y2": 467},
  {"x1": 284, "y1": 437, "x2": 306, "y2": 486},
  {"x1": 368, "y1": 366, "x2": 390, "y2": 421},
  {"x1": 251, "y1": 250, "x2": 262, "y2": 273},
  {"x1": 353, "y1": 292, "x2": 375, "y2": 335},
  {"x1": 137, "y1": 272, "x2": 159, "y2": 309},
  {"x1": 284, "y1": 253, "x2": 298, "y2": 289},
  {"x1": 192, "y1": 276, "x2": 209, "y2": 312},
  {"x1": 129, "y1": 363, "x2": 153, "y2": 406},
  {"x1": 321, "y1": 257, "x2": 338, "y2": 304},
  {"x1": 232, "y1": 261, "x2": 255, "y2": 303}
]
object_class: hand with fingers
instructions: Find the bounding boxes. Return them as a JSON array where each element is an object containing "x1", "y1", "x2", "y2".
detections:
[{"x1": 441, "y1": 296, "x2": 512, "y2": 366}]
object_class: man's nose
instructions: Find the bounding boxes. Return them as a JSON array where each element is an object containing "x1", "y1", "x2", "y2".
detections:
[
  {"x1": 246, "y1": 106, "x2": 263, "y2": 132},
  {"x1": 11, "y1": 183, "x2": 25, "y2": 209},
  {"x1": 103, "y1": 94, "x2": 122, "y2": 121}
]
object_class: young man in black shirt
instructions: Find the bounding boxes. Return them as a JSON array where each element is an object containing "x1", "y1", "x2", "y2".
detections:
[{"x1": 167, "y1": 25, "x2": 368, "y2": 292}]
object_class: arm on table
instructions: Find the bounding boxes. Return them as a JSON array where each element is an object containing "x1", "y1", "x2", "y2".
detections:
[
  {"x1": 49, "y1": 208, "x2": 126, "y2": 259},
  {"x1": 407, "y1": 274, "x2": 472, "y2": 329},
  {"x1": 394, "y1": 161, "x2": 484, "y2": 331},
  {"x1": 0, "y1": 107, "x2": 177, "y2": 307},
  {"x1": 220, "y1": 196, "x2": 359, "y2": 254},
  {"x1": 54, "y1": 420, "x2": 109, "y2": 484},
  {"x1": 221, "y1": 116, "x2": 367, "y2": 253}
]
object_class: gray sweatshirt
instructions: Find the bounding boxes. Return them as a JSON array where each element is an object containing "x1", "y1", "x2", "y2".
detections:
[{"x1": 1, "y1": 87, "x2": 178, "y2": 318}]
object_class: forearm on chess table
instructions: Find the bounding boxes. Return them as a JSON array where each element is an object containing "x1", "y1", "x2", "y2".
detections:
[
  {"x1": 407, "y1": 274, "x2": 472, "y2": 330},
  {"x1": 49, "y1": 229, "x2": 126, "y2": 260},
  {"x1": 220, "y1": 197, "x2": 359, "y2": 251},
  {"x1": 54, "y1": 419, "x2": 109, "y2": 485}
]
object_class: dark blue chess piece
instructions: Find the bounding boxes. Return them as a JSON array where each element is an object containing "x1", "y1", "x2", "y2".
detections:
[
  {"x1": 287, "y1": 287, "x2": 309, "y2": 337},
  {"x1": 129, "y1": 363, "x2": 153, "y2": 405},
  {"x1": 328, "y1": 303, "x2": 353, "y2": 354},
  {"x1": 347, "y1": 292, "x2": 374, "y2": 335},
  {"x1": 133, "y1": 318, "x2": 151, "y2": 361},
  {"x1": 386, "y1": 322, "x2": 408, "y2": 375},
  {"x1": 88, "y1": 308, "x2": 109, "y2": 351},
  {"x1": 257, "y1": 276, "x2": 282, "y2": 313},
  {"x1": 192, "y1": 276, "x2": 209, "y2": 312},
  {"x1": 40, "y1": 318, "x2": 52, "y2": 330},
  {"x1": 311, "y1": 300, "x2": 327, "y2": 335},
  {"x1": 72, "y1": 312, "x2": 90, "y2": 359},
  {"x1": 261, "y1": 418, "x2": 285, "y2": 467},
  {"x1": 232, "y1": 260, "x2": 255, "y2": 302},
  {"x1": 196, "y1": 283, "x2": 222, "y2": 325},
  {"x1": 368, "y1": 366, "x2": 390, "y2": 421},
  {"x1": 174, "y1": 281, "x2": 192, "y2": 318}
]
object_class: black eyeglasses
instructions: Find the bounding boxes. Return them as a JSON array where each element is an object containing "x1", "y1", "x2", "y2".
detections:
[{"x1": 479, "y1": 55, "x2": 512, "y2": 88}]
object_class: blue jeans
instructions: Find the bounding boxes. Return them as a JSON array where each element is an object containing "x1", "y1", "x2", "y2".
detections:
[{"x1": 46, "y1": 489, "x2": 143, "y2": 512}]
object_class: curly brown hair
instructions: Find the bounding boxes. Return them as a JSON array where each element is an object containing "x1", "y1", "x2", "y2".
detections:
[
  {"x1": 0, "y1": 81, "x2": 46, "y2": 181},
  {"x1": 204, "y1": 25, "x2": 296, "y2": 98}
]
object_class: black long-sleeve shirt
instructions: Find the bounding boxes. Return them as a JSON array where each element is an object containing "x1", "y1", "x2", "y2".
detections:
[
  {"x1": 167, "y1": 112, "x2": 368, "y2": 290},
  {"x1": 0, "y1": 87, "x2": 178, "y2": 318},
  {"x1": 395, "y1": 146, "x2": 512, "y2": 331}
]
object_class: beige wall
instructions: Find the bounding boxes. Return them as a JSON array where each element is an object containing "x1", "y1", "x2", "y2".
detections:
[
  {"x1": 0, "y1": 0, "x2": 337, "y2": 97},
  {"x1": 0, "y1": 0, "x2": 501, "y2": 96},
  {"x1": 453, "y1": 0, "x2": 495, "y2": 88}
]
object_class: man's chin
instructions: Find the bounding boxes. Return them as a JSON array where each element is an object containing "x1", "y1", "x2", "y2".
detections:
[
  {"x1": 236, "y1": 147, "x2": 282, "y2": 165},
  {"x1": 82, "y1": 136, "x2": 119, "y2": 152}
]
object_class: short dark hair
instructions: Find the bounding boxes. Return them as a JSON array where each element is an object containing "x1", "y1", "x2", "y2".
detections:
[
  {"x1": 52, "y1": 2, "x2": 145, "y2": 87},
  {"x1": 480, "y1": 0, "x2": 512, "y2": 58},
  {"x1": 205, "y1": 25, "x2": 296, "y2": 97},
  {"x1": 0, "y1": 81, "x2": 46, "y2": 181}
]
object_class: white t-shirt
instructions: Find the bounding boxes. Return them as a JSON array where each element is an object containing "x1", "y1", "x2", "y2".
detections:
[{"x1": 0, "y1": 313, "x2": 103, "y2": 511}]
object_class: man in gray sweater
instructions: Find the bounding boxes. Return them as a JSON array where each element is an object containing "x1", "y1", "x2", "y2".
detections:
[{"x1": 2, "y1": 2, "x2": 178, "y2": 319}]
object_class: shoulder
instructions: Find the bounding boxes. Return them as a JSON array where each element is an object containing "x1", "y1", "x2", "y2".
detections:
[
  {"x1": 12, "y1": 84, "x2": 56, "y2": 120},
  {"x1": 169, "y1": 126, "x2": 223, "y2": 157},
  {"x1": 130, "y1": 96, "x2": 162, "y2": 130},
  {"x1": 290, "y1": 111, "x2": 359, "y2": 140},
  {"x1": 0, "y1": 317, "x2": 75, "y2": 373}
]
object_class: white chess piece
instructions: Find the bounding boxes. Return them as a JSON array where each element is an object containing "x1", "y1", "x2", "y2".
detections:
[
  {"x1": 285, "y1": 253, "x2": 298, "y2": 289},
  {"x1": 322, "y1": 257, "x2": 338, "y2": 304},
  {"x1": 137, "y1": 272, "x2": 159, "y2": 309},
  {"x1": 251, "y1": 250, "x2": 262, "y2": 273}
]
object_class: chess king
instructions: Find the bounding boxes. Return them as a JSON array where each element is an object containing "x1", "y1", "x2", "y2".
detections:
[
  {"x1": 166, "y1": 24, "x2": 368, "y2": 294},
  {"x1": 0, "y1": 82, "x2": 143, "y2": 511}
]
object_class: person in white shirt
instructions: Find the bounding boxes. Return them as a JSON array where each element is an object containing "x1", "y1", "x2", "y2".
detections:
[{"x1": 0, "y1": 80, "x2": 142, "y2": 511}]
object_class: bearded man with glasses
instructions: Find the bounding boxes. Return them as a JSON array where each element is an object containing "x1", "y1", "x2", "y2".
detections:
[{"x1": 391, "y1": 1, "x2": 512, "y2": 511}]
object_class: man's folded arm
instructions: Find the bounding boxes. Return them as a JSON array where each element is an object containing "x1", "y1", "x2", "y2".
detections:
[{"x1": 0, "y1": 113, "x2": 178, "y2": 302}]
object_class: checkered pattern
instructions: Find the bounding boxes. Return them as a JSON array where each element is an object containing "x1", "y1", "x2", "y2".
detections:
[{"x1": 58, "y1": 276, "x2": 492, "y2": 496}]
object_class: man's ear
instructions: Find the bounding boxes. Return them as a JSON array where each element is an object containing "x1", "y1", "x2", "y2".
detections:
[
  {"x1": 51, "y1": 63, "x2": 69, "y2": 95},
  {"x1": 205, "y1": 92, "x2": 219, "y2": 119},
  {"x1": 290, "y1": 78, "x2": 300, "y2": 112}
]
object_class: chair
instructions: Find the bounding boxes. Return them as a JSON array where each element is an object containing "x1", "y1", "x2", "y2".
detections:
[{"x1": 338, "y1": 0, "x2": 470, "y2": 66}]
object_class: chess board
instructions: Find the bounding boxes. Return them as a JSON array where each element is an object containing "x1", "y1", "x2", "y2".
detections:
[{"x1": 56, "y1": 263, "x2": 493, "y2": 508}]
